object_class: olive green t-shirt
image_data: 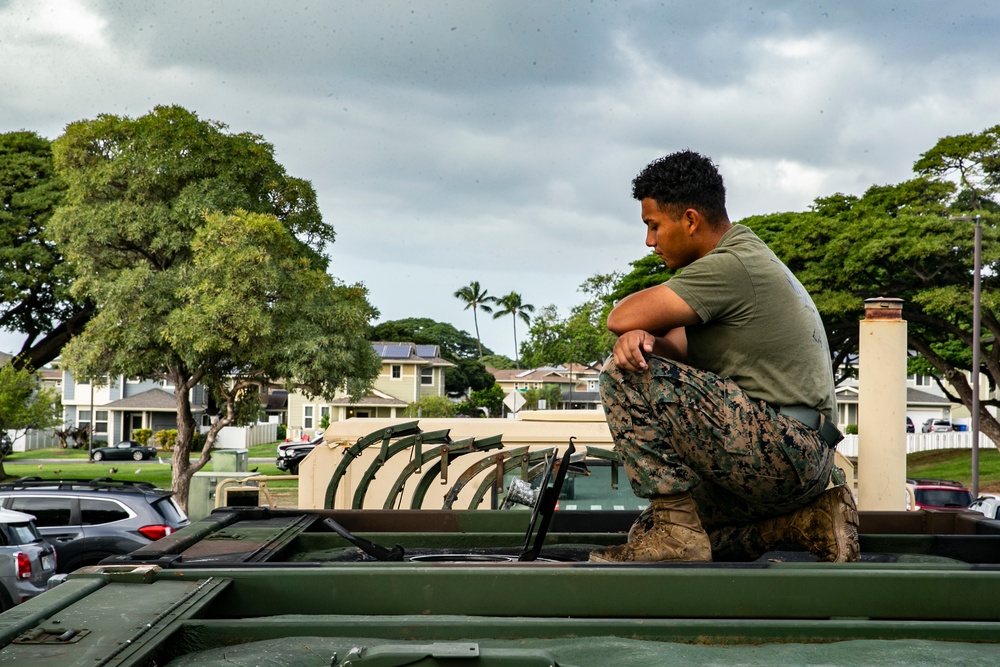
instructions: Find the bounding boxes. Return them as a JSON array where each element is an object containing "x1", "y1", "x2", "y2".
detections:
[{"x1": 666, "y1": 225, "x2": 837, "y2": 421}]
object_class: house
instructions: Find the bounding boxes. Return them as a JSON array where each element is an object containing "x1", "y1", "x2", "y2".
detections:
[
  {"x1": 486, "y1": 367, "x2": 577, "y2": 398},
  {"x1": 285, "y1": 342, "x2": 454, "y2": 438},
  {"x1": 60, "y1": 372, "x2": 207, "y2": 444},
  {"x1": 485, "y1": 363, "x2": 605, "y2": 410}
]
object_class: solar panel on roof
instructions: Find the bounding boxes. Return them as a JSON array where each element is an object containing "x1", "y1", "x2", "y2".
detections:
[
  {"x1": 379, "y1": 345, "x2": 412, "y2": 359},
  {"x1": 414, "y1": 345, "x2": 437, "y2": 358}
]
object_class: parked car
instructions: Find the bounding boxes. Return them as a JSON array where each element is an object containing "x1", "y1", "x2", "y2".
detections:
[
  {"x1": 921, "y1": 419, "x2": 952, "y2": 433},
  {"x1": 275, "y1": 435, "x2": 324, "y2": 475},
  {"x1": 90, "y1": 440, "x2": 158, "y2": 462},
  {"x1": 968, "y1": 495, "x2": 1000, "y2": 520},
  {"x1": 0, "y1": 477, "x2": 189, "y2": 573},
  {"x1": 906, "y1": 417, "x2": 915, "y2": 433},
  {"x1": 0, "y1": 507, "x2": 58, "y2": 611},
  {"x1": 906, "y1": 478, "x2": 974, "y2": 510}
]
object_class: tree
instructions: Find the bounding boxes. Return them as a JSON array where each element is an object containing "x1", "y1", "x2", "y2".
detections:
[
  {"x1": 524, "y1": 384, "x2": 563, "y2": 410},
  {"x1": 0, "y1": 131, "x2": 91, "y2": 370},
  {"x1": 521, "y1": 302, "x2": 615, "y2": 368},
  {"x1": 0, "y1": 363, "x2": 60, "y2": 479},
  {"x1": 493, "y1": 291, "x2": 535, "y2": 368},
  {"x1": 469, "y1": 382, "x2": 505, "y2": 418},
  {"x1": 48, "y1": 106, "x2": 380, "y2": 509},
  {"x1": 480, "y1": 354, "x2": 516, "y2": 370},
  {"x1": 453, "y1": 281, "x2": 496, "y2": 358}
]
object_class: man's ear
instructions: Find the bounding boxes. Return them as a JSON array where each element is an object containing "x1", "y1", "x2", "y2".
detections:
[{"x1": 682, "y1": 208, "x2": 701, "y2": 235}]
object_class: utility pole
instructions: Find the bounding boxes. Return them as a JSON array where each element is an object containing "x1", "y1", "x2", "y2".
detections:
[{"x1": 951, "y1": 215, "x2": 982, "y2": 498}]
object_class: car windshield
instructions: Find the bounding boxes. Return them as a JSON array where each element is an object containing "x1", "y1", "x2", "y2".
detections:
[
  {"x1": 4, "y1": 521, "x2": 42, "y2": 545},
  {"x1": 153, "y1": 496, "x2": 189, "y2": 525},
  {"x1": 915, "y1": 489, "x2": 973, "y2": 507}
]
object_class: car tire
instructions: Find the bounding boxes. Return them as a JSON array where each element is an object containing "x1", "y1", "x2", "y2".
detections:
[
  {"x1": 288, "y1": 463, "x2": 299, "y2": 475},
  {"x1": 0, "y1": 588, "x2": 12, "y2": 614},
  {"x1": 92, "y1": 451, "x2": 104, "y2": 462},
  {"x1": 132, "y1": 451, "x2": 144, "y2": 461}
]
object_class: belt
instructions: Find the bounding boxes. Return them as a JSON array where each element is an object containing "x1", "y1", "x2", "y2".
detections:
[{"x1": 777, "y1": 405, "x2": 843, "y2": 448}]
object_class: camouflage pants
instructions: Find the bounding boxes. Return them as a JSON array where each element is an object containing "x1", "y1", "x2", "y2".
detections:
[{"x1": 601, "y1": 355, "x2": 834, "y2": 556}]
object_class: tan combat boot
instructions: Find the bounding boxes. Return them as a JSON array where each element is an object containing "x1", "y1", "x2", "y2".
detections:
[
  {"x1": 589, "y1": 492, "x2": 712, "y2": 562},
  {"x1": 757, "y1": 485, "x2": 860, "y2": 562}
]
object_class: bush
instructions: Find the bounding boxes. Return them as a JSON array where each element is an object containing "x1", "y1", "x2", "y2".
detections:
[
  {"x1": 845, "y1": 424, "x2": 859, "y2": 435},
  {"x1": 276, "y1": 424, "x2": 286, "y2": 441},
  {"x1": 153, "y1": 429, "x2": 178, "y2": 450},
  {"x1": 194, "y1": 432, "x2": 208, "y2": 451},
  {"x1": 132, "y1": 428, "x2": 153, "y2": 446},
  {"x1": 403, "y1": 395, "x2": 456, "y2": 418}
]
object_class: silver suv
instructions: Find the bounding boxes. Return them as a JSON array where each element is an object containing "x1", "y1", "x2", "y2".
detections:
[
  {"x1": 0, "y1": 507, "x2": 57, "y2": 611},
  {"x1": 0, "y1": 478, "x2": 189, "y2": 573}
]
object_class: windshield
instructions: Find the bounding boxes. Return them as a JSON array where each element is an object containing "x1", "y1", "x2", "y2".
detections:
[
  {"x1": 915, "y1": 489, "x2": 973, "y2": 508},
  {"x1": 4, "y1": 521, "x2": 42, "y2": 545},
  {"x1": 153, "y1": 496, "x2": 189, "y2": 526}
]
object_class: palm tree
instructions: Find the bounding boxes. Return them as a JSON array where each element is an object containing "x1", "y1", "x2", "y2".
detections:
[
  {"x1": 453, "y1": 281, "x2": 496, "y2": 358},
  {"x1": 493, "y1": 291, "x2": 535, "y2": 368}
]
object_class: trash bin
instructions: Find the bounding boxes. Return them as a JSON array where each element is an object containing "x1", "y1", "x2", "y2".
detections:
[
  {"x1": 189, "y1": 471, "x2": 256, "y2": 521},
  {"x1": 213, "y1": 448, "x2": 248, "y2": 472}
]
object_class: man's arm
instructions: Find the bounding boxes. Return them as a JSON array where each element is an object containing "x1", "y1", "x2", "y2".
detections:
[{"x1": 607, "y1": 285, "x2": 702, "y2": 372}]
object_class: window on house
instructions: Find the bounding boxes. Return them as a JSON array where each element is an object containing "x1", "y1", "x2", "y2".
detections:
[
  {"x1": 79, "y1": 410, "x2": 108, "y2": 439},
  {"x1": 391, "y1": 365, "x2": 402, "y2": 379},
  {"x1": 303, "y1": 405, "x2": 314, "y2": 429},
  {"x1": 421, "y1": 367, "x2": 434, "y2": 385}
]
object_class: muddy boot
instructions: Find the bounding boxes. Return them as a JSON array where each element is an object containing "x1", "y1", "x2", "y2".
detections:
[
  {"x1": 589, "y1": 492, "x2": 712, "y2": 562},
  {"x1": 757, "y1": 485, "x2": 860, "y2": 562}
]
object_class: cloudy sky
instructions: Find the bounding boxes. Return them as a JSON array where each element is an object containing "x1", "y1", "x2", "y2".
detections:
[{"x1": 2, "y1": 0, "x2": 999, "y2": 359}]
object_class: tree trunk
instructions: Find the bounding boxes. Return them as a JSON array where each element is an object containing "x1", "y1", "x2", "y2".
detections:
[{"x1": 170, "y1": 373, "x2": 206, "y2": 513}]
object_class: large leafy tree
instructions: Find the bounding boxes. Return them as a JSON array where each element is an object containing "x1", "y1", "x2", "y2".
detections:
[
  {"x1": 520, "y1": 274, "x2": 618, "y2": 368},
  {"x1": 0, "y1": 132, "x2": 91, "y2": 369},
  {"x1": 369, "y1": 317, "x2": 495, "y2": 395},
  {"x1": 453, "y1": 281, "x2": 496, "y2": 358},
  {"x1": 48, "y1": 106, "x2": 380, "y2": 509},
  {"x1": 0, "y1": 363, "x2": 61, "y2": 479},
  {"x1": 492, "y1": 291, "x2": 535, "y2": 368}
]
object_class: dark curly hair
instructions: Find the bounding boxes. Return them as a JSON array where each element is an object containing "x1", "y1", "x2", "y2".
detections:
[{"x1": 632, "y1": 150, "x2": 729, "y2": 227}]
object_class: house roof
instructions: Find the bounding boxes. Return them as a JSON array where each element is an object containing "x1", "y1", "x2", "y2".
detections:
[
  {"x1": 101, "y1": 388, "x2": 205, "y2": 412},
  {"x1": 371, "y1": 342, "x2": 454, "y2": 367},
  {"x1": 835, "y1": 386, "x2": 952, "y2": 406},
  {"x1": 329, "y1": 388, "x2": 408, "y2": 407},
  {"x1": 486, "y1": 367, "x2": 577, "y2": 385}
]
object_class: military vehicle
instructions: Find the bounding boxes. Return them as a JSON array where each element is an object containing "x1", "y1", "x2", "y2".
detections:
[{"x1": 0, "y1": 422, "x2": 998, "y2": 666}]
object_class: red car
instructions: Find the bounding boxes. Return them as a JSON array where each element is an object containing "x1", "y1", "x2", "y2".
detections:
[{"x1": 906, "y1": 478, "x2": 973, "y2": 510}]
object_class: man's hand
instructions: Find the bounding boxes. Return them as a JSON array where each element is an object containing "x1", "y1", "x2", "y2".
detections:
[{"x1": 613, "y1": 330, "x2": 656, "y2": 372}]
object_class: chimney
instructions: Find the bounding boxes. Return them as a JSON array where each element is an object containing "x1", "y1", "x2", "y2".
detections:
[{"x1": 857, "y1": 297, "x2": 907, "y2": 510}]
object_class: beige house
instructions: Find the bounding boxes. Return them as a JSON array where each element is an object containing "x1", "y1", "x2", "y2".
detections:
[
  {"x1": 486, "y1": 363, "x2": 604, "y2": 410},
  {"x1": 285, "y1": 342, "x2": 453, "y2": 438}
]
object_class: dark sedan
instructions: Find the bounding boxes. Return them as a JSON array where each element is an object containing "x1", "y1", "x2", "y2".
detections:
[{"x1": 90, "y1": 440, "x2": 157, "y2": 462}]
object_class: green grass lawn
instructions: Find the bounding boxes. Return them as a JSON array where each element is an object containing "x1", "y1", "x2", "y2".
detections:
[
  {"x1": 906, "y1": 447, "x2": 1000, "y2": 493},
  {"x1": 1, "y1": 441, "x2": 288, "y2": 491}
]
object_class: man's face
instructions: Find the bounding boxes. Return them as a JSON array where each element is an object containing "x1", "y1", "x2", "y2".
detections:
[{"x1": 641, "y1": 198, "x2": 697, "y2": 269}]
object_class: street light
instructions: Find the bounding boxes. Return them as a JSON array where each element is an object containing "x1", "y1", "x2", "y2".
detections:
[{"x1": 951, "y1": 215, "x2": 982, "y2": 498}]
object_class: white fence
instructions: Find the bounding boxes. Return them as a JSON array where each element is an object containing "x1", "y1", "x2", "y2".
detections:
[
  {"x1": 837, "y1": 432, "x2": 996, "y2": 458},
  {"x1": 5, "y1": 429, "x2": 61, "y2": 452},
  {"x1": 207, "y1": 422, "x2": 278, "y2": 450}
]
